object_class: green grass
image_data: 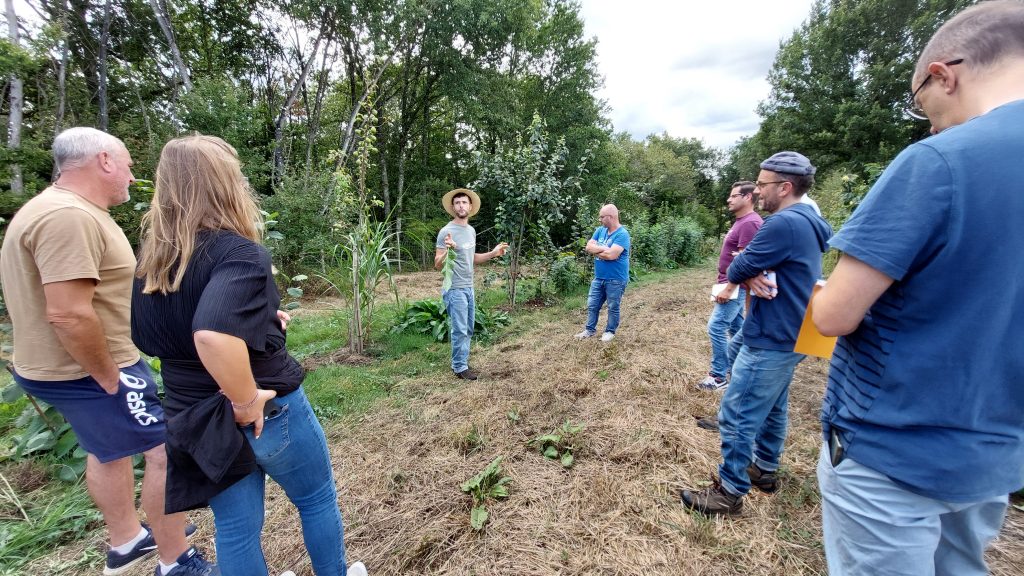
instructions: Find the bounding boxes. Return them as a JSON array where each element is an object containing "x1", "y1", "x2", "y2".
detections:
[
  {"x1": 0, "y1": 478, "x2": 101, "y2": 571},
  {"x1": 286, "y1": 312, "x2": 350, "y2": 360}
]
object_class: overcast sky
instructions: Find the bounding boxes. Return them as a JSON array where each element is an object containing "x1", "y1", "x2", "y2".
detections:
[{"x1": 579, "y1": 0, "x2": 815, "y2": 149}]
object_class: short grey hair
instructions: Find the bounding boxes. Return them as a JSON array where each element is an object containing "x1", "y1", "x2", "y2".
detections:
[
  {"x1": 916, "y1": 0, "x2": 1024, "y2": 80},
  {"x1": 52, "y1": 127, "x2": 125, "y2": 171}
]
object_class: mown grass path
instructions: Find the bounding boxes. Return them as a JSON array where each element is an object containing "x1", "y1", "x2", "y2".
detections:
[{"x1": 29, "y1": 264, "x2": 1023, "y2": 575}]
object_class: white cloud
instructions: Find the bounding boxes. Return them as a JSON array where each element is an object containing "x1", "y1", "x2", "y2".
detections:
[{"x1": 579, "y1": 0, "x2": 815, "y2": 149}]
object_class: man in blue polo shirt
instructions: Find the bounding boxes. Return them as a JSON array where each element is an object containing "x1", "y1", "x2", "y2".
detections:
[
  {"x1": 575, "y1": 204, "x2": 630, "y2": 343},
  {"x1": 812, "y1": 3, "x2": 1024, "y2": 574},
  {"x1": 681, "y1": 151, "x2": 832, "y2": 515}
]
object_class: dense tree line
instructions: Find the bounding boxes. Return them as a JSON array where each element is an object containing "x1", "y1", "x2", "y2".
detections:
[
  {"x1": 1, "y1": 0, "x2": 725, "y2": 274},
  {"x1": 722, "y1": 0, "x2": 977, "y2": 206},
  {"x1": 2, "y1": 0, "x2": 977, "y2": 275}
]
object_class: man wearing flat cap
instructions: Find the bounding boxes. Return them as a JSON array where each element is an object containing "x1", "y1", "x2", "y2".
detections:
[
  {"x1": 681, "y1": 151, "x2": 832, "y2": 515},
  {"x1": 435, "y1": 189, "x2": 508, "y2": 380}
]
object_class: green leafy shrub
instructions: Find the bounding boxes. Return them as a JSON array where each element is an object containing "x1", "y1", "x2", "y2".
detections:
[
  {"x1": 460, "y1": 456, "x2": 511, "y2": 531},
  {"x1": 663, "y1": 216, "x2": 704, "y2": 266},
  {"x1": 529, "y1": 421, "x2": 583, "y2": 468},
  {"x1": 627, "y1": 214, "x2": 704, "y2": 270},
  {"x1": 0, "y1": 384, "x2": 87, "y2": 482},
  {"x1": 391, "y1": 299, "x2": 510, "y2": 343},
  {"x1": 630, "y1": 219, "x2": 670, "y2": 269},
  {"x1": 546, "y1": 254, "x2": 587, "y2": 293}
]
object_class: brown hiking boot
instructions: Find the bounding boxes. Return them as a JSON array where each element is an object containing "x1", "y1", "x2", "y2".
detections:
[
  {"x1": 695, "y1": 416, "x2": 720, "y2": 431},
  {"x1": 681, "y1": 476, "x2": 743, "y2": 516},
  {"x1": 454, "y1": 369, "x2": 478, "y2": 380},
  {"x1": 747, "y1": 464, "x2": 779, "y2": 493}
]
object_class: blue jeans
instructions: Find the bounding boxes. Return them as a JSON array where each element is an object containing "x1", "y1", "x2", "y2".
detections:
[
  {"x1": 817, "y1": 445, "x2": 1008, "y2": 576},
  {"x1": 585, "y1": 278, "x2": 627, "y2": 334},
  {"x1": 208, "y1": 387, "x2": 349, "y2": 576},
  {"x1": 443, "y1": 287, "x2": 475, "y2": 373},
  {"x1": 717, "y1": 343, "x2": 804, "y2": 496},
  {"x1": 706, "y1": 287, "x2": 746, "y2": 378}
]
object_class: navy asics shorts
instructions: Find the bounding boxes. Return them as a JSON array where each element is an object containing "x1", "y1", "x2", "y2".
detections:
[{"x1": 12, "y1": 358, "x2": 166, "y2": 462}]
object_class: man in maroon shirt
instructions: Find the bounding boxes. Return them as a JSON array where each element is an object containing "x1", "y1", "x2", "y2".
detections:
[{"x1": 697, "y1": 181, "x2": 763, "y2": 391}]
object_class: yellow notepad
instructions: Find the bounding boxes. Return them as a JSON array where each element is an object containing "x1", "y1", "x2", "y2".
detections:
[{"x1": 794, "y1": 281, "x2": 838, "y2": 359}]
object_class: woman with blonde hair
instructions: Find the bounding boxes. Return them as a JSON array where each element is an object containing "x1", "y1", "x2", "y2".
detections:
[{"x1": 131, "y1": 135, "x2": 366, "y2": 576}]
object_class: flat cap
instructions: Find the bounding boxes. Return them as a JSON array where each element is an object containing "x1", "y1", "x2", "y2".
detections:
[{"x1": 760, "y1": 151, "x2": 816, "y2": 176}]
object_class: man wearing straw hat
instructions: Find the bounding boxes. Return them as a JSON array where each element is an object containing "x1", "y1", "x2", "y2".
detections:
[{"x1": 435, "y1": 188, "x2": 508, "y2": 380}]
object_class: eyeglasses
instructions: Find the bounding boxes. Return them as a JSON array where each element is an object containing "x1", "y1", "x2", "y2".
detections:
[
  {"x1": 728, "y1": 193, "x2": 746, "y2": 199},
  {"x1": 907, "y1": 58, "x2": 963, "y2": 120},
  {"x1": 754, "y1": 181, "x2": 787, "y2": 190}
]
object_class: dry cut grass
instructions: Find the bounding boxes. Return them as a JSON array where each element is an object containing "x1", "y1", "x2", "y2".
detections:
[{"x1": 29, "y1": 265, "x2": 1024, "y2": 575}]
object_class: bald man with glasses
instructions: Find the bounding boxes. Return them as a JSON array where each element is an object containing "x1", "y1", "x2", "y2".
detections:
[{"x1": 812, "y1": 2, "x2": 1024, "y2": 574}]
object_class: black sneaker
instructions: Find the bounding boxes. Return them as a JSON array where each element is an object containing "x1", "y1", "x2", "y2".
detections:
[
  {"x1": 681, "y1": 477, "x2": 743, "y2": 516},
  {"x1": 156, "y1": 546, "x2": 219, "y2": 576},
  {"x1": 454, "y1": 369, "x2": 478, "y2": 380},
  {"x1": 104, "y1": 523, "x2": 198, "y2": 575},
  {"x1": 747, "y1": 464, "x2": 780, "y2": 493}
]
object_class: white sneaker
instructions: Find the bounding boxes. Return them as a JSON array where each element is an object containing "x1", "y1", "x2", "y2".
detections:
[
  {"x1": 600, "y1": 332, "x2": 615, "y2": 342},
  {"x1": 574, "y1": 330, "x2": 595, "y2": 340},
  {"x1": 348, "y1": 561, "x2": 368, "y2": 576},
  {"x1": 696, "y1": 374, "x2": 728, "y2": 391}
]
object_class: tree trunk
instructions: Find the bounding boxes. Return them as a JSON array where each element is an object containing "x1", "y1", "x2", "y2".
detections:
[
  {"x1": 377, "y1": 98, "x2": 390, "y2": 219},
  {"x1": 149, "y1": 0, "x2": 193, "y2": 91},
  {"x1": 304, "y1": 48, "x2": 332, "y2": 182},
  {"x1": 6, "y1": 0, "x2": 24, "y2": 195},
  {"x1": 273, "y1": 32, "x2": 324, "y2": 187},
  {"x1": 51, "y1": 2, "x2": 70, "y2": 178},
  {"x1": 395, "y1": 149, "x2": 405, "y2": 272},
  {"x1": 97, "y1": 0, "x2": 111, "y2": 130}
]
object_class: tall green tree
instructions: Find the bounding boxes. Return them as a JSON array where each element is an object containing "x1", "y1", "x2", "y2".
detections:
[{"x1": 748, "y1": 0, "x2": 977, "y2": 176}]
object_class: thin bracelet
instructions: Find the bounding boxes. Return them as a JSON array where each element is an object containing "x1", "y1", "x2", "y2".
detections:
[{"x1": 230, "y1": 390, "x2": 260, "y2": 409}]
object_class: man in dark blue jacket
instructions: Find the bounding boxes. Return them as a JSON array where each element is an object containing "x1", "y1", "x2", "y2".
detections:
[{"x1": 682, "y1": 151, "x2": 832, "y2": 515}]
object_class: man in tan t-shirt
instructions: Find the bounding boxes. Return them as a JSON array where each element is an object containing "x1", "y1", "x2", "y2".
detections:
[{"x1": 0, "y1": 128, "x2": 213, "y2": 575}]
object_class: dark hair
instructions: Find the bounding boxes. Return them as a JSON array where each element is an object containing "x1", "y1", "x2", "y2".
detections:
[
  {"x1": 452, "y1": 192, "x2": 472, "y2": 204},
  {"x1": 731, "y1": 181, "x2": 756, "y2": 196},
  {"x1": 777, "y1": 173, "x2": 814, "y2": 197}
]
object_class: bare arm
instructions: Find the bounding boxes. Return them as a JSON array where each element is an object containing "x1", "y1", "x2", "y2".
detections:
[
  {"x1": 813, "y1": 254, "x2": 894, "y2": 336},
  {"x1": 473, "y1": 242, "x2": 509, "y2": 264},
  {"x1": 585, "y1": 239, "x2": 605, "y2": 255},
  {"x1": 596, "y1": 244, "x2": 624, "y2": 261},
  {"x1": 43, "y1": 279, "x2": 121, "y2": 394},
  {"x1": 193, "y1": 330, "x2": 277, "y2": 437},
  {"x1": 434, "y1": 233, "x2": 457, "y2": 269}
]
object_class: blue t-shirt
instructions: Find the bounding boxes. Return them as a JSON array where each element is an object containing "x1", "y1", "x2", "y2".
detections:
[
  {"x1": 727, "y1": 203, "x2": 832, "y2": 351},
  {"x1": 823, "y1": 99, "x2": 1024, "y2": 502},
  {"x1": 591, "y1": 226, "x2": 630, "y2": 281}
]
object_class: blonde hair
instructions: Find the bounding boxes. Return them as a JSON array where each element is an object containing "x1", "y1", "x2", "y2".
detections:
[{"x1": 137, "y1": 135, "x2": 262, "y2": 294}]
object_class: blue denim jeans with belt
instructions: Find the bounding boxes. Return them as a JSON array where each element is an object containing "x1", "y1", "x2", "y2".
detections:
[
  {"x1": 208, "y1": 387, "x2": 350, "y2": 576},
  {"x1": 443, "y1": 287, "x2": 475, "y2": 373},
  {"x1": 707, "y1": 287, "x2": 746, "y2": 378},
  {"x1": 717, "y1": 343, "x2": 804, "y2": 496},
  {"x1": 585, "y1": 278, "x2": 627, "y2": 334}
]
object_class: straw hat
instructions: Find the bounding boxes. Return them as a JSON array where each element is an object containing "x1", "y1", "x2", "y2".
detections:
[{"x1": 441, "y1": 188, "x2": 481, "y2": 218}]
